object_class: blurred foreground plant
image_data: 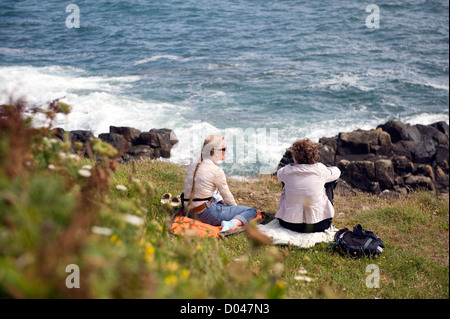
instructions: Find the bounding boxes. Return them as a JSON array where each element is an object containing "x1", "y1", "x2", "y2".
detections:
[{"x1": 0, "y1": 99, "x2": 118, "y2": 297}]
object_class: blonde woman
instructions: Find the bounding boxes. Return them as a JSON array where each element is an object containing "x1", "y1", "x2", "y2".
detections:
[{"x1": 183, "y1": 135, "x2": 257, "y2": 232}]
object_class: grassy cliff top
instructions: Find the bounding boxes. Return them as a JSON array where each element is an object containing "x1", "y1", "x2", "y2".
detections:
[
  {"x1": 1, "y1": 101, "x2": 448, "y2": 299},
  {"x1": 109, "y1": 159, "x2": 449, "y2": 299}
]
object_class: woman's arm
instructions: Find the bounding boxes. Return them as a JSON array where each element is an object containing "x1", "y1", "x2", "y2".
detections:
[
  {"x1": 323, "y1": 164, "x2": 341, "y2": 183},
  {"x1": 214, "y1": 168, "x2": 237, "y2": 206},
  {"x1": 277, "y1": 165, "x2": 286, "y2": 182}
]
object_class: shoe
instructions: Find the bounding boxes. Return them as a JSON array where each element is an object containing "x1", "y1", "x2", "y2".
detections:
[
  {"x1": 161, "y1": 193, "x2": 172, "y2": 204},
  {"x1": 171, "y1": 196, "x2": 181, "y2": 207},
  {"x1": 220, "y1": 220, "x2": 237, "y2": 233}
]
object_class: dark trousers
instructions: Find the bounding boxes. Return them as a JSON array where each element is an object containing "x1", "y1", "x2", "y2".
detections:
[{"x1": 278, "y1": 180, "x2": 337, "y2": 233}]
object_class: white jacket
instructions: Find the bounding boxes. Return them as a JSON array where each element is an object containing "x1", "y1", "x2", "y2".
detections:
[
  {"x1": 183, "y1": 158, "x2": 237, "y2": 209},
  {"x1": 275, "y1": 163, "x2": 340, "y2": 224}
]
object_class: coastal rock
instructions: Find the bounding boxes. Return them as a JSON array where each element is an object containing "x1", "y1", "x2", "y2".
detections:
[
  {"x1": 430, "y1": 121, "x2": 449, "y2": 136},
  {"x1": 150, "y1": 128, "x2": 179, "y2": 149},
  {"x1": 127, "y1": 145, "x2": 154, "y2": 158},
  {"x1": 404, "y1": 174, "x2": 435, "y2": 192},
  {"x1": 375, "y1": 159, "x2": 395, "y2": 190},
  {"x1": 99, "y1": 132, "x2": 130, "y2": 154},
  {"x1": 414, "y1": 164, "x2": 435, "y2": 181},
  {"x1": 276, "y1": 148, "x2": 293, "y2": 171},
  {"x1": 109, "y1": 126, "x2": 141, "y2": 144},
  {"x1": 53, "y1": 126, "x2": 179, "y2": 162},
  {"x1": 377, "y1": 121, "x2": 421, "y2": 143},
  {"x1": 111, "y1": 127, "x2": 178, "y2": 160},
  {"x1": 68, "y1": 130, "x2": 95, "y2": 157},
  {"x1": 435, "y1": 145, "x2": 449, "y2": 172},
  {"x1": 336, "y1": 128, "x2": 393, "y2": 157},
  {"x1": 392, "y1": 155, "x2": 415, "y2": 176},
  {"x1": 338, "y1": 160, "x2": 380, "y2": 194},
  {"x1": 52, "y1": 127, "x2": 66, "y2": 141},
  {"x1": 317, "y1": 143, "x2": 335, "y2": 167},
  {"x1": 136, "y1": 132, "x2": 161, "y2": 148},
  {"x1": 434, "y1": 166, "x2": 449, "y2": 192}
]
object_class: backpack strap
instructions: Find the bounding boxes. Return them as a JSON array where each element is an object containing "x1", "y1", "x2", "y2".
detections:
[{"x1": 362, "y1": 238, "x2": 373, "y2": 251}]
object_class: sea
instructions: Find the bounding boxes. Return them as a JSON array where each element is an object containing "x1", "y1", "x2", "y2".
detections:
[{"x1": 1, "y1": 0, "x2": 448, "y2": 176}]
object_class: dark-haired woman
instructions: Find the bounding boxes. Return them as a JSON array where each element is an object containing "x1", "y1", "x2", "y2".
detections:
[
  {"x1": 275, "y1": 139, "x2": 341, "y2": 233},
  {"x1": 183, "y1": 135, "x2": 258, "y2": 232}
]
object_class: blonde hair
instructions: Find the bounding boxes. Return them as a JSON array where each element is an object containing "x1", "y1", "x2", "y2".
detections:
[
  {"x1": 200, "y1": 135, "x2": 224, "y2": 161},
  {"x1": 187, "y1": 135, "x2": 224, "y2": 212}
]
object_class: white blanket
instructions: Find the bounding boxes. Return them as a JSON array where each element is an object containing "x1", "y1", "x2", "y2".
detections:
[{"x1": 257, "y1": 219, "x2": 338, "y2": 248}]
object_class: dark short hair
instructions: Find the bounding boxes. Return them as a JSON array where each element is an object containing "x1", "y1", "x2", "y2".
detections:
[{"x1": 291, "y1": 139, "x2": 319, "y2": 164}]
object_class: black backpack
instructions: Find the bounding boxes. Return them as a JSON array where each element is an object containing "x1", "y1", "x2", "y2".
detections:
[{"x1": 331, "y1": 224, "x2": 385, "y2": 258}]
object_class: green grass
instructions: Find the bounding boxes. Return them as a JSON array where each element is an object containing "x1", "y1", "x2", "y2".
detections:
[{"x1": 104, "y1": 160, "x2": 449, "y2": 299}]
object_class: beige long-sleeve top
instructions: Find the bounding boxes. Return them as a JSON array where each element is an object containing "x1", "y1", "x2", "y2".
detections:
[
  {"x1": 183, "y1": 158, "x2": 237, "y2": 209},
  {"x1": 275, "y1": 163, "x2": 341, "y2": 224}
]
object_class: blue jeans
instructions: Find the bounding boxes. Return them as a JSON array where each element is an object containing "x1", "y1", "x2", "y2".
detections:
[{"x1": 188, "y1": 198, "x2": 258, "y2": 226}]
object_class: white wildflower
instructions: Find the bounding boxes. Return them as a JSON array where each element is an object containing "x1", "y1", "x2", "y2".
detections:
[
  {"x1": 69, "y1": 154, "x2": 81, "y2": 161},
  {"x1": 58, "y1": 152, "x2": 67, "y2": 159},
  {"x1": 91, "y1": 226, "x2": 113, "y2": 236},
  {"x1": 81, "y1": 165, "x2": 92, "y2": 170},
  {"x1": 122, "y1": 214, "x2": 144, "y2": 226},
  {"x1": 78, "y1": 169, "x2": 91, "y2": 178},
  {"x1": 116, "y1": 184, "x2": 127, "y2": 191},
  {"x1": 48, "y1": 164, "x2": 55, "y2": 170},
  {"x1": 298, "y1": 268, "x2": 308, "y2": 275},
  {"x1": 294, "y1": 275, "x2": 312, "y2": 282}
]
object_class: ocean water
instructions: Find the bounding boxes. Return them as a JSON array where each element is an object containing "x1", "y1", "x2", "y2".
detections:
[{"x1": 1, "y1": 0, "x2": 448, "y2": 176}]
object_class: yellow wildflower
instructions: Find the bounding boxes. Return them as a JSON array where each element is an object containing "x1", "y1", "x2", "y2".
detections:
[
  {"x1": 145, "y1": 242, "x2": 155, "y2": 262},
  {"x1": 276, "y1": 280, "x2": 285, "y2": 290},
  {"x1": 165, "y1": 275, "x2": 178, "y2": 285},
  {"x1": 180, "y1": 269, "x2": 190, "y2": 278},
  {"x1": 109, "y1": 234, "x2": 122, "y2": 246},
  {"x1": 167, "y1": 262, "x2": 179, "y2": 272}
]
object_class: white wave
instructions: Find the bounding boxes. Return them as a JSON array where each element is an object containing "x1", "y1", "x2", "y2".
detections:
[
  {"x1": 134, "y1": 55, "x2": 205, "y2": 65},
  {"x1": 0, "y1": 47, "x2": 53, "y2": 56},
  {"x1": 169, "y1": 122, "x2": 289, "y2": 175},
  {"x1": 134, "y1": 55, "x2": 181, "y2": 65},
  {"x1": 311, "y1": 72, "x2": 374, "y2": 92},
  {"x1": 0, "y1": 65, "x2": 183, "y2": 136},
  {"x1": 418, "y1": 81, "x2": 449, "y2": 91},
  {"x1": 0, "y1": 47, "x2": 24, "y2": 55},
  {"x1": 366, "y1": 69, "x2": 449, "y2": 91},
  {"x1": 0, "y1": 65, "x2": 141, "y2": 107},
  {"x1": 52, "y1": 92, "x2": 185, "y2": 136},
  {"x1": 402, "y1": 113, "x2": 449, "y2": 126}
]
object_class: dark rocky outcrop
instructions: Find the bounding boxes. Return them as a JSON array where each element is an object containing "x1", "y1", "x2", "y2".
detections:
[
  {"x1": 68, "y1": 130, "x2": 95, "y2": 157},
  {"x1": 53, "y1": 126, "x2": 178, "y2": 162},
  {"x1": 99, "y1": 132, "x2": 130, "y2": 154},
  {"x1": 277, "y1": 120, "x2": 449, "y2": 195}
]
